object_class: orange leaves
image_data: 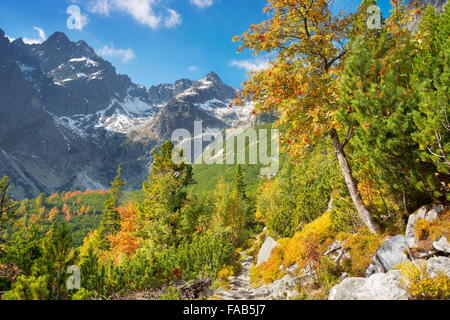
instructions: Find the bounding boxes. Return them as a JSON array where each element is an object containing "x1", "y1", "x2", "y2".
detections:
[
  {"x1": 60, "y1": 189, "x2": 107, "y2": 202},
  {"x1": 107, "y1": 204, "x2": 140, "y2": 263},
  {"x1": 234, "y1": 0, "x2": 352, "y2": 159},
  {"x1": 48, "y1": 207, "x2": 59, "y2": 222}
]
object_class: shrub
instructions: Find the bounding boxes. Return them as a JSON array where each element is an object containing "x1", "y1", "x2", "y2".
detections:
[
  {"x1": 258, "y1": 246, "x2": 285, "y2": 284},
  {"x1": 71, "y1": 288, "x2": 96, "y2": 300},
  {"x1": 251, "y1": 212, "x2": 336, "y2": 287},
  {"x1": 256, "y1": 144, "x2": 339, "y2": 239},
  {"x1": 146, "y1": 233, "x2": 234, "y2": 283},
  {"x1": 414, "y1": 210, "x2": 450, "y2": 242},
  {"x1": 2, "y1": 276, "x2": 49, "y2": 300},
  {"x1": 160, "y1": 286, "x2": 183, "y2": 300},
  {"x1": 397, "y1": 261, "x2": 450, "y2": 300},
  {"x1": 283, "y1": 212, "x2": 335, "y2": 268},
  {"x1": 217, "y1": 265, "x2": 236, "y2": 281},
  {"x1": 337, "y1": 230, "x2": 382, "y2": 276}
]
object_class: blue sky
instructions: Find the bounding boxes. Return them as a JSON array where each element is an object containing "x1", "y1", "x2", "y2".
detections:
[{"x1": 0, "y1": 0, "x2": 392, "y2": 88}]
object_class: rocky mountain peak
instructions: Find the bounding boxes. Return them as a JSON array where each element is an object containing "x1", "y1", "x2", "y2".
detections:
[
  {"x1": 0, "y1": 29, "x2": 9, "y2": 49},
  {"x1": 0, "y1": 27, "x2": 251, "y2": 199},
  {"x1": 45, "y1": 31, "x2": 70, "y2": 44},
  {"x1": 204, "y1": 71, "x2": 222, "y2": 83}
]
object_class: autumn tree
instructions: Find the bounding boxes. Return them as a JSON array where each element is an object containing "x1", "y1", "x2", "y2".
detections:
[
  {"x1": 107, "y1": 204, "x2": 140, "y2": 264},
  {"x1": 48, "y1": 207, "x2": 59, "y2": 222},
  {"x1": 35, "y1": 193, "x2": 46, "y2": 209},
  {"x1": 233, "y1": 0, "x2": 409, "y2": 233}
]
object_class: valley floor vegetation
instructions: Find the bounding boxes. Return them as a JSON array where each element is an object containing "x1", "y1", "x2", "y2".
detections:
[{"x1": 0, "y1": 0, "x2": 449, "y2": 300}]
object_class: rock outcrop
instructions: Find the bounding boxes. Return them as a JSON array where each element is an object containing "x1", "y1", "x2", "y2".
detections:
[
  {"x1": 366, "y1": 235, "x2": 411, "y2": 276},
  {"x1": 331, "y1": 205, "x2": 449, "y2": 300},
  {"x1": 329, "y1": 270, "x2": 410, "y2": 300}
]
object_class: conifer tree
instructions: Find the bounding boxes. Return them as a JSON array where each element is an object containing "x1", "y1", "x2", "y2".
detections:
[
  {"x1": 233, "y1": 165, "x2": 246, "y2": 201},
  {"x1": 139, "y1": 141, "x2": 194, "y2": 246},
  {"x1": 0, "y1": 176, "x2": 17, "y2": 230},
  {"x1": 412, "y1": 4, "x2": 450, "y2": 176},
  {"x1": 100, "y1": 165, "x2": 126, "y2": 237},
  {"x1": 79, "y1": 246, "x2": 106, "y2": 296},
  {"x1": 337, "y1": 3, "x2": 442, "y2": 213},
  {"x1": 32, "y1": 222, "x2": 77, "y2": 300}
]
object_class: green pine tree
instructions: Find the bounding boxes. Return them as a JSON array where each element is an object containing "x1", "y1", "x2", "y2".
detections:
[
  {"x1": 32, "y1": 221, "x2": 77, "y2": 300},
  {"x1": 233, "y1": 165, "x2": 246, "y2": 200},
  {"x1": 139, "y1": 141, "x2": 194, "y2": 246},
  {"x1": 337, "y1": 17, "x2": 438, "y2": 220},
  {"x1": 411, "y1": 4, "x2": 450, "y2": 182},
  {"x1": 100, "y1": 164, "x2": 126, "y2": 238},
  {"x1": 0, "y1": 176, "x2": 17, "y2": 231},
  {"x1": 79, "y1": 246, "x2": 106, "y2": 297}
]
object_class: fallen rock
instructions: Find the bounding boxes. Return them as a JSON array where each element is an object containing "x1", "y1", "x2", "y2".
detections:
[
  {"x1": 328, "y1": 270, "x2": 409, "y2": 300},
  {"x1": 405, "y1": 205, "x2": 443, "y2": 247},
  {"x1": 366, "y1": 255, "x2": 385, "y2": 277},
  {"x1": 433, "y1": 237, "x2": 450, "y2": 255},
  {"x1": 426, "y1": 256, "x2": 450, "y2": 277},
  {"x1": 285, "y1": 263, "x2": 298, "y2": 275},
  {"x1": 182, "y1": 278, "x2": 212, "y2": 300},
  {"x1": 256, "y1": 236, "x2": 279, "y2": 266},
  {"x1": 378, "y1": 235, "x2": 411, "y2": 269},
  {"x1": 265, "y1": 274, "x2": 301, "y2": 300}
]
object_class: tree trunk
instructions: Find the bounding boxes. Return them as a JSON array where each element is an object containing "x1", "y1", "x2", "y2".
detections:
[{"x1": 330, "y1": 129, "x2": 381, "y2": 234}]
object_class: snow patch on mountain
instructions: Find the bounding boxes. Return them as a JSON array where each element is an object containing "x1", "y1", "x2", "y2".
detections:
[
  {"x1": 68, "y1": 57, "x2": 99, "y2": 67},
  {"x1": 97, "y1": 113, "x2": 149, "y2": 134}
]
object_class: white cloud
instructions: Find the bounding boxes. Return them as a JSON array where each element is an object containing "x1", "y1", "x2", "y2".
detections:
[
  {"x1": 89, "y1": 0, "x2": 181, "y2": 29},
  {"x1": 190, "y1": 0, "x2": 214, "y2": 8},
  {"x1": 188, "y1": 65, "x2": 200, "y2": 72},
  {"x1": 97, "y1": 45, "x2": 136, "y2": 63},
  {"x1": 90, "y1": 0, "x2": 111, "y2": 15},
  {"x1": 23, "y1": 27, "x2": 47, "y2": 44},
  {"x1": 230, "y1": 58, "x2": 270, "y2": 72},
  {"x1": 164, "y1": 9, "x2": 182, "y2": 28}
]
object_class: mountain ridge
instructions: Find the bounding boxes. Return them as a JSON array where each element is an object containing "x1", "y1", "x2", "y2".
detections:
[{"x1": 0, "y1": 29, "x2": 252, "y2": 199}]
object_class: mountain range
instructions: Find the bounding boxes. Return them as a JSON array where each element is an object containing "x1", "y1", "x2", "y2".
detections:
[{"x1": 0, "y1": 29, "x2": 253, "y2": 199}]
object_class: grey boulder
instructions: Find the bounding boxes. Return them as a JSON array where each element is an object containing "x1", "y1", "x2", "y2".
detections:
[
  {"x1": 329, "y1": 270, "x2": 409, "y2": 300},
  {"x1": 405, "y1": 205, "x2": 443, "y2": 247},
  {"x1": 256, "y1": 236, "x2": 280, "y2": 267},
  {"x1": 366, "y1": 235, "x2": 411, "y2": 276},
  {"x1": 432, "y1": 237, "x2": 450, "y2": 255}
]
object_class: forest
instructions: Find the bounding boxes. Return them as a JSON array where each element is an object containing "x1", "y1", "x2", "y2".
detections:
[{"x1": 0, "y1": 0, "x2": 449, "y2": 300}]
